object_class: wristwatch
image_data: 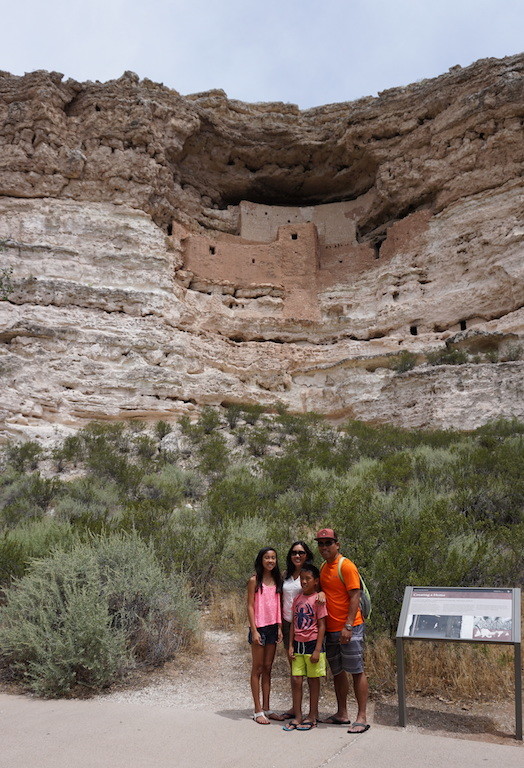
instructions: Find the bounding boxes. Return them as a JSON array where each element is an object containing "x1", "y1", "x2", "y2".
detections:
[{"x1": 344, "y1": 622, "x2": 353, "y2": 630}]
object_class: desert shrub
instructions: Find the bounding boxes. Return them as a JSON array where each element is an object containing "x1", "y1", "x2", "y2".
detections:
[
  {"x1": 390, "y1": 350, "x2": 417, "y2": 373},
  {"x1": 214, "y1": 516, "x2": 272, "y2": 589},
  {"x1": 262, "y1": 452, "x2": 309, "y2": 494},
  {"x1": 205, "y1": 467, "x2": 274, "y2": 526},
  {"x1": 198, "y1": 433, "x2": 229, "y2": 475},
  {"x1": 246, "y1": 424, "x2": 272, "y2": 456},
  {"x1": 153, "y1": 507, "x2": 225, "y2": 596},
  {"x1": 0, "y1": 519, "x2": 76, "y2": 586},
  {"x1": 241, "y1": 404, "x2": 265, "y2": 425},
  {"x1": 80, "y1": 421, "x2": 129, "y2": 451},
  {"x1": 0, "y1": 265, "x2": 14, "y2": 300},
  {"x1": 154, "y1": 420, "x2": 172, "y2": 440},
  {"x1": 426, "y1": 347, "x2": 468, "y2": 366},
  {"x1": 368, "y1": 496, "x2": 488, "y2": 634},
  {"x1": 139, "y1": 465, "x2": 189, "y2": 509},
  {"x1": 85, "y1": 442, "x2": 142, "y2": 491},
  {"x1": 224, "y1": 403, "x2": 242, "y2": 429},
  {"x1": 198, "y1": 406, "x2": 221, "y2": 434},
  {"x1": 0, "y1": 533, "x2": 198, "y2": 696},
  {"x1": 179, "y1": 408, "x2": 221, "y2": 443},
  {"x1": 0, "y1": 472, "x2": 60, "y2": 530},
  {"x1": 5, "y1": 441, "x2": 43, "y2": 472},
  {"x1": 53, "y1": 477, "x2": 122, "y2": 524},
  {"x1": 52, "y1": 434, "x2": 84, "y2": 469},
  {"x1": 501, "y1": 343, "x2": 522, "y2": 362},
  {"x1": 134, "y1": 434, "x2": 157, "y2": 461}
]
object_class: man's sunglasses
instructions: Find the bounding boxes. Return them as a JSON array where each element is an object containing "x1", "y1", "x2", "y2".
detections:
[{"x1": 317, "y1": 539, "x2": 336, "y2": 546}]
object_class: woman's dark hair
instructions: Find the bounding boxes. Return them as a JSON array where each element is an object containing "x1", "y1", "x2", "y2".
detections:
[
  {"x1": 285, "y1": 540, "x2": 314, "y2": 579},
  {"x1": 300, "y1": 562, "x2": 320, "y2": 580},
  {"x1": 254, "y1": 547, "x2": 282, "y2": 593}
]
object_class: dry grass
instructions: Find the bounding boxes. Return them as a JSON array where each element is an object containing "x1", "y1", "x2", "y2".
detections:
[
  {"x1": 366, "y1": 635, "x2": 516, "y2": 701},
  {"x1": 205, "y1": 589, "x2": 247, "y2": 631}
]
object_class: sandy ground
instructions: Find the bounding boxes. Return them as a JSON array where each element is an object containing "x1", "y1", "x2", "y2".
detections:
[{"x1": 98, "y1": 628, "x2": 521, "y2": 745}]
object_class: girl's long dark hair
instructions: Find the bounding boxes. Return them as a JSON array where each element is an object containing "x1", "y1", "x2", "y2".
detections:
[
  {"x1": 285, "y1": 540, "x2": 314, "y2": 579},
  {"x1": 254, "y1": 547, "x2": 282, "y2": 593}
]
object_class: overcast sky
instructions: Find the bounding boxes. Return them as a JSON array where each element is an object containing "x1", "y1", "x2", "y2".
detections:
[{"x1": 2, "y1": 0, "x2": 523, "y2": 108}]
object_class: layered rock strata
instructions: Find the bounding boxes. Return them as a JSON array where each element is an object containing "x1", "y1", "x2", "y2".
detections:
[{"x1": 0, "y1": 54, "x2": 523, "y2": 439}]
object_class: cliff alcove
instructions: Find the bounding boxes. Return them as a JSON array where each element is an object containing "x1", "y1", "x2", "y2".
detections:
[{"x1": 0, "y1": 54, "x2": 523, "y2": 438}]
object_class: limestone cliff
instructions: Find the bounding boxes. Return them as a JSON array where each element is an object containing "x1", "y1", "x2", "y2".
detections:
[{"x1": 0, "y1": 54, "x2": 523, "y2": 439}]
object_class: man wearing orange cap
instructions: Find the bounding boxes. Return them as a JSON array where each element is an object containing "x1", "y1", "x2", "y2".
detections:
[{"x1": 315, "y1": 527, "x2": 369, "y2": 734}]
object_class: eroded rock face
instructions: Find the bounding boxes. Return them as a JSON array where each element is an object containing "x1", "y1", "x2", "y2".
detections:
[{"x1": 0, "y1": 55, "x2": 523, "y2": 439}]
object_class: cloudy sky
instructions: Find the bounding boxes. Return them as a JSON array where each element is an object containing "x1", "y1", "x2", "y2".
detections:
[{"x1": 2, "y1": 0, "x2": 523, "y2": 108}]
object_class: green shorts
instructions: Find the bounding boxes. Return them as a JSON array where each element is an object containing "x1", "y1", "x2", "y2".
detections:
[{"x1": 291, "y1": 652, "x2": 326, "y2": 678}]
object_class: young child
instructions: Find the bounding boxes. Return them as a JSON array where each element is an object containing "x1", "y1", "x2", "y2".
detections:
[
  {"x1": 247, "y1": 547, "x2": 283, "y2": 725},
  {"x1": 284, "y1": 563, "x2": 327, "y2": 731}
]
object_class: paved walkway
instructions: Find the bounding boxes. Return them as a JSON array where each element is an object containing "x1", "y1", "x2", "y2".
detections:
[{"x1": 1, "y1": 693, "x2": 522, "y2": 768}]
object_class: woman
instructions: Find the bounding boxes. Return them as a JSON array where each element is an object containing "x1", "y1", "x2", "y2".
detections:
[{"x1": 277, "y1": 541, "x2": 317, "y2": 720}]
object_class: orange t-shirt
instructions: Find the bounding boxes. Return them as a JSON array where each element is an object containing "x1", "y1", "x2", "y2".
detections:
[{"x1": 320, "y1": 554, "x2": 363, "y2": 632}]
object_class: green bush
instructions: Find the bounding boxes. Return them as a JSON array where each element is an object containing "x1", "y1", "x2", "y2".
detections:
[
  {"x1": 198, "y1": 433, "x2": 229, "y2": 475},
  {"x1": 214, "y1": 517, "x2": 272, "y2": 590},
  {"x1": 426, "y1": 347, "x2": 468, "y2": 366},
  {"x1": 390, "y1": 350, "x2": 417, "y2": 373},
  {"x1": 5, "y1": 441, "x2": 43, "y2": 472},
  {"x1": 224, "y1": 403, "x2": 242, "y2": 429},
  {"x1": 0, "y1": 472, "x2": 60, "y2": 530},
  {"x1": 154, "y1": 420, "x2": 172, "y2": 440},
  {"x1": 0, "y1": 519, "x2": 76, "y2": 586},
  {"x1": 53, "y1": 477, "x2": 122, "y2": 524},
  {"x1": 241, "y1": 404, "x2": 265, "y2": 425},
  {"x1": 0, "y1": 533, "x2": 198, "y2": 696}
]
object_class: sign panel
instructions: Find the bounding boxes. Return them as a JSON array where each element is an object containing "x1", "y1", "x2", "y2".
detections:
[{"x1": 399, "y1": 587, "x2": 514, "y2": 642}]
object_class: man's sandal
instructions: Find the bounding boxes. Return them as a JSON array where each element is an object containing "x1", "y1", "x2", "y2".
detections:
[{"x1": 347, "y1": 722, "x2": 370, "y2": 734}]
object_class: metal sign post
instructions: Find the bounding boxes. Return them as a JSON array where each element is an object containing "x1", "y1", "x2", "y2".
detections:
[{"x1": 396, "y1": 586, "x2": 522, "y2": 740}]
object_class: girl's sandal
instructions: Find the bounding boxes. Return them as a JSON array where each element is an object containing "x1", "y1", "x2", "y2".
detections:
[{"x1": 252, "y1": 711, "x2": 270, "y2": 725}]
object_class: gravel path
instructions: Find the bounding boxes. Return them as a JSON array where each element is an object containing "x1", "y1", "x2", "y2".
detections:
[{"x1": 101, "y1": 629, "x2": 284, "y2": 712}]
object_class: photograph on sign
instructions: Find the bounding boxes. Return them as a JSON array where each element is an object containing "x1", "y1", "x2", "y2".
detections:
[{"x1": 402, "y1": 588, "x2": 513, "y2": 641}]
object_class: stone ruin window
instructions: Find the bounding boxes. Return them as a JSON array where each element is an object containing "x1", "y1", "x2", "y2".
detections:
[
  {"x1": 209, "y1": 246, "x2": 216, "y2": 255},
  {"x1": 167, "y1": 223, "x2": 173, "y2": 236},
  {"x1": 410, "y1": 325, "x2": 418, "y2": 336},
  {"x1": 291, "y1": 233, "x2": 298, "y2": 240},
  {"x1": 460, "y1": 319, "x2": 467, "y2": 331}
]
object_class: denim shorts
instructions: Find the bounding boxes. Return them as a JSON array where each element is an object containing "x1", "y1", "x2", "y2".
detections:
[
  {"x1": 325, "y1": 624, "x2": 365, "y2": 675},
  {"x1": 248, "y1": 623, "x2": 279, "y2": 645}
]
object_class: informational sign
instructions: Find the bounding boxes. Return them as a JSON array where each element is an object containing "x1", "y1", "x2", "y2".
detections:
[
  {"x1": 400, "y1": 587, "x2": 514, "y2": 642},
  {"x1": 396, "y1": 586, "x2": 522, "y2": 740}
]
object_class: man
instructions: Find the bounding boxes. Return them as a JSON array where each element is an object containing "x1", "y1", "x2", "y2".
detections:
[{"x1": 315, "y1": 527, "x2": 369, "y2": 734}]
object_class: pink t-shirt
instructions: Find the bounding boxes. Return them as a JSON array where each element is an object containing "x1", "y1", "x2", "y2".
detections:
[
  {"x1": 254, "y1": 583, "x2": 282, "y2": 627},
  {"x1": 292, "y1": 592, "x2": 328, "y2": 642}
]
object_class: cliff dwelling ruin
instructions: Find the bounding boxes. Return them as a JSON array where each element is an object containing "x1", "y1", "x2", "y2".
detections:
[{"x1": 0, "y1": 54, "x2": 523, "y2": 437}]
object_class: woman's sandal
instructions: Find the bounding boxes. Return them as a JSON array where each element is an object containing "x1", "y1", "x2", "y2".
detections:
[
  {"x1": 266, "y1": 711, "x2": 287, "y2": 721},
  {"x1": 252, "y1": 711, "x2": 270, "y2": 725}
]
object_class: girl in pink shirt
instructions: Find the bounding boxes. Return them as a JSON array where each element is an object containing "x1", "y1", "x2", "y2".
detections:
[{"x1": 247, "y1": 547, "x2": 283, "y2": 724}]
